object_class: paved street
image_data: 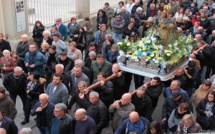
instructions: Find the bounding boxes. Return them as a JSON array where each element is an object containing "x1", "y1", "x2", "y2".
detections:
[{"x1": 0, "y1": 76, "x2": 165, "y2": 134}]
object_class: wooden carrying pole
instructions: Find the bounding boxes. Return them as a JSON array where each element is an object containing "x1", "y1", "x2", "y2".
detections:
[{"x1": 85, "y1": 71, "x2": 123, "y2": 91}]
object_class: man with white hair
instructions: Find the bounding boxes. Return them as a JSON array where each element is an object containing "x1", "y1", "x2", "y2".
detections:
[
  {"x1": 131, "y1": 0, "x2": 143, "y2": 14},
  {"x1": 203, "y1": 6, "x2": 212, "y2": 17},
  {"x1": 3, "y1": 66, "x2": 27, "y2": 112},
  {"x1": 120, "y1": 7, "x2": 131, "y2": 28},
  {"x1": 37, "y1": 30, "x2": 53, "y2": 49},
  {"x1": 16, "y1": 34, "x2": 30, "y2": 72},
  {"x1": 135, "y1": 7, "x2": 146, "y2": 20},
  {"x1": 19, "y1": 128, "x2": 32, "y2": 134},
  {"x1": 31, "y1": 94, "x2": 55, "y2": 134},
  {"x1": 146, "y1": 3, "x2": 158, "y2": 19}
]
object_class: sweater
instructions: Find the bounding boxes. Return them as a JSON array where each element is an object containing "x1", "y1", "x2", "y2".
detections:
[{"x1": 74, "y1": 116, "x2": 96, "y2": 134}]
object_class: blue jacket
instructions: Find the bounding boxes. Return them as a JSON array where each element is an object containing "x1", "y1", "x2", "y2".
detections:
[
  {"x1": 163, "y1": 87, "x2": 188, "y2": 99},
  {"x1": 107, "y1": 50, "x2": 120, "y2": 63},
  {"x1": 31, "y1": 102, "x2": 55, "y2": 133},
  {"x1": 53, "y1": 23, "x2": 68, "y2": 40},
  {"x1": 94, "y1": 30, "x2": 110, "y2": 45},
  {"x1": 24, "y1": 51, "x2": 46, "y2": 73},
  {"x1": 114, "y1": 117, "x2": 150, "y2": 134}
]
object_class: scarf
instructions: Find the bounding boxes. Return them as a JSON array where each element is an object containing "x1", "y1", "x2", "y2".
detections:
[{"x1": 206, "y1": 102, "x2": 214, "y2": 118}]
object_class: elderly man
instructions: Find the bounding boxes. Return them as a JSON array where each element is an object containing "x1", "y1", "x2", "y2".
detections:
[
  {"x1": 163, "y1": 80, "x2": 188, "y2": 99},
  {"x1": 19, "y1": 128, "x2": 32, "y2": 134},
  {"x1": 68, "y1": 81, "x2": 90, "y2": 111},
  {"x1": 109, "y1": 93, "x2": 135, "y2": 131},
  {"x1": 53, "y1": 18, "x2": 68, "y2": 40},
  {"x1": 131, "y1": 0, "x2": 143, "y2": 14},
  {"x1": 0, "y1": 87, "x2": 16, "y2": 120},
  {"x1": 74, "y1": 108, "x2": 96, "y2": 134},
  {"x1": 91, "y1": 54, "x2": 112, "y2": 80},
  {"x1": 51, "y1": 103, "x2": 73, "y2": 134},
  {"x1": 3, "y1": 67, "x2": 27, "y2": 111},
  {"x1": 24, "y1": 44, "x2": 46, "y2": 74},
  {"x1": 52, "y1": 34, "x2": 67, "y2": 55},
  {"x1": 131, "y1": 89, "x2": 153, "y2": 121},
  {"x1": 146, "y1": 3, "x2": 157, "y2": 19},
  {"x1": 87, "y1": 91, "x2": 108, "y2": 134},
  {"x1": 37, "y1": 30, "x2": 53, "y2": 48},
  {"x1": 46, "y1": 73, "x2": 68, "y2": 105},
  {"x1": 120, "y1": 7, "x2": 131, "y2": 28},
  {"x1": 50, "y1": 64, "x2": 71, "y2": 90},
  {"x1": 206, "y1": 30, "x2": 215, "y2": 45},
  {"x1": 16, "y1": 34, "x2": 30, "y2": 72},
  {"x1": 115, "y1": 112, "x2": 150, "y2": 134},
  {"x1": 171, "y1": 68, "x2": 187, "y2": 90},
  {"x1": 31, "y1": 94, "x2": 55, "y2": 134},
  {"x1": 0, "y1": 111, "x2": 18, "y2": 134},
  {"x1": 70, "y1": 66, "x2": 89, "y2": 92}
]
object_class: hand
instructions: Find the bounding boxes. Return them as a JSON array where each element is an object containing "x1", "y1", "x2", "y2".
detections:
[
  {"x1": 192, "y1": 51, "x2": 198, "y2": 55},
  {"x1": 117, "y1": 71, "x2": 122, "y2": 77},
  {"x1": 184, "y1": 69, "x2": 188, "y2": 74},
  {"x1": 2, "y1": 67, "x2": 6, "y2": 70},
  {"x1": 57, "y1": 41, "x2": 60, "y2": 45},
  {"x1": 36, "y1": 107, "x2": 43, "y2": 112},
  {"x1": 199, "y1": 47, "x2": 204, "y2": 51},
  {"x1": 113, "y1": 101, "x2": 120, "y2": 108},
  {"x1": 171, "y1": 75, "x2": 175, "y2": 79},
  {"x1": 100, "y1": 81, "x2": 105, "y2": 86},
  {"x1": 30, "y1": 64, "x2": 35, "y2": 68},
  {"x1": 162, "y1": 118, "x2": 167, "y2": 124},
  {"x1": 74, "y1": 34, "x2": 78, "y2": 37},
  {"x1": 83, "y1": 27, "x2": 87, "y2": 31},
  {"x1": 26, "y1": 90, "x2": 30, "y2": 94},
  {"x1": 79, "y1": 92, "x2": 85, "y2": 99},
  {"x1": 25, "y1": 63, "x2": 28, "y2": 67},
  {"x1": 84, "y1": 88, "x2": 89, "y2": 94}
]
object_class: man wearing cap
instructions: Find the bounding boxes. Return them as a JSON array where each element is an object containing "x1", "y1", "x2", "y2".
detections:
[
  {"x1": 52, "y1": 34, "x2": 67, "y2": 55},
  {"x1": 67, "y1": 17, "x2": 80, "y2": 42},
  {"x1": 0, "y1": 87, "x2": 17, "y2": 120},
  {"x1": 57, "y1": 51, "x2": 74, "y2": 74},
  {"x1": 24, "y1": 44, "x2": 46, "y2": 74},
  {"x1": 162, "y1": 91, "x2": 192, "y2": 133},
  {"x1": 53, "y1": 18, "x2": 68, "y2": 40},
  {"x1": 82, "y1": 17, "x2": 94, "y2": 50},
  {"x1": 184, "y1": 61, "x2": 199, "y2": 97},
  {"x1": 103, "y1": 3, "x2": 114, "y2": 30}
]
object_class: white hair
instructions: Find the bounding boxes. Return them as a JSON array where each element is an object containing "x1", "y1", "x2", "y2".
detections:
[
  {"x1": 88, "y1": 51, "x2": 96, "y2": 57},
  {"x1": 14, "y1": 66, "x2": 23, "y2": 72},
  {"x1": 56, "y1": 64, "x2": 64, "y2": 69},
  {"x1": 2, "y1": 49, "x2": 10, "y2": 55},
  {"x1": 75, "y1": 59, "x2": 84, "y2": 66},
  {"x1": 19, "y1": 128, "x2": 32, "y2": 134},
  {"x1": 21, "y1": 34, "x2": 28, "y2": 38},
  {"x1": 43, "y1": 30, "x2": 51, "y2": 36},
  {"x1": 89, "y1": 91, "x2": 99, "y2": 97},
  {"x1": 39, "y1": 93, "x2": 49, "y2": 100},
  {"x1": 55, "y1": 103, "x2": 67, "y2": 112}
]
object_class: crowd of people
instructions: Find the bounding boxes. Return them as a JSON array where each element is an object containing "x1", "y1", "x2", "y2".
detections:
[{"x1": 1, "y1": 0, "x2": 215, "y2": 133}]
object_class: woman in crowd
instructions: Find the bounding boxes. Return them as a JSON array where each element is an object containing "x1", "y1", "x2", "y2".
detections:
[
  {"x1": 68, "y1": 17, "x2": 80, "y2": 42},
  {"x1": 32, "y1": 20, "x2": 45, "y2": 42},
  {"x1": 37, "y1": 31, "x2": 53, "y2": 49},
  {"x1": 123, "y1": 22, "x2": 138, "y2": 39},
  {"x1": 196, "y1": 90, "x2": 215, "y2": 130},
  {"x1": 168, "y1": 103, "x2": 193, "y2": 134},
  {"x1": 84, "y1": 42, "x2": 98, "y2": 60},
  {"x1": 84, "y1": 51, "x2": 96, "y2": 70},
  {"x1": 0, "y1": 50, "x2": 17, "y2": 80},
  {"x1": 149, "y1": 121, "x2": 163, "y2": 134},
  {"x1": 102, "y1": 38, "x2": 114, "y2": 60},
  {"x1": 193, "y1": 80, "x2": 213, "y2": 107},
  {"x1": 68, "y1": 41, "x2": 82, "y2": 61},
  {"x1": 39, "y1": 42, "x2": 49, "y2": 55},
  {"x1": 21, "y1": 72, "x2": 44, "y2": 125},
  {"x1": 176, "y1": 114, "x2": 202, "y2": 133},
  {"x1": 173, "y1": 8, "x2": 185, "y2": 22},
  {"x1": 50, "y1": 26, "x2": 62, "y2": 40},
  {"x1": 96, "y1": 9, "x2": 108, "y2": 30}
]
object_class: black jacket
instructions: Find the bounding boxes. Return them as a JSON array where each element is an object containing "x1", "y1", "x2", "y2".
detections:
[
  {"x1": 32, "y1": 26, "x2": 45, "y2": 39},
  {"x1": 111, "y1": 73, "x2": 126, "y2": 100},
  {"x1": 172, "y1": 74, "x2": 187, "y2": 90},
  {"x1": 3, "y1": 72, "x2": 27, "y2": 94},
  {"x1": 57, "y1": 58, "x2": 74, "y2": 74},
  {"x1": 16, "y1": 41, "x2": 30, "y2": 60},
  {"x1": 0, "y1": 116, "x2": 18, "y2": 134},
  {"x1": 195, "y1": 46, "x2": 211, "y2": 67},
  {"x1": 96, "y1": 12, "x2": 108, "y2": 29},
  {"x1": 31, "y1": 102, "x2": 55, "y2": 132},
  {"x1": 26, "y1": 80, "x2": 44, "y2": 100},
  {"x1": 132, "y1": 94, "x2": 153, "y2": 121},
  {"x1": 52, "y1": 114, "x2": 74, "y2": 134},
  {"x1": 37, "y1": 37, "x2": 53, "y2": 49},
  {"x1": 86, "y1": 100, "x2": 108, "y2": 133},
  {"x1": 184, "y1": 67, "x2": 199, "y2": 88},
  {"x1": 0, "y1": 40, "x2": 11, "y2": 56}
]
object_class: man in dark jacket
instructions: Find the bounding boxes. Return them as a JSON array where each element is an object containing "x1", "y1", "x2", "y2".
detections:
[
  {"x1": 24, "y1": 44, "x2": 46, "y2": 74},
  {"x1": 57, "y1": 51, "x2": 74, "y2": 74},
  {"x1": 131, "y1": 0, "x2": 143, "y2": 14},
  {"x1": 171, "y1": 68, "x2": 187, "y2": 90},
  {"x1": 87, "y1": 91, "x2": 108, "y2": 134},
  {"x1": 16, "y1": 34, "x2": 30, "y2": 73},
  {"x1": 0, "y1": 33, "x2": 11, "y2": 56},
  {"x1": 131, "y1": 89, "x2": 153, "y2": 122},
  {"x1": 0, "y1": 87, "x2": 17, "y2": 120},
  {"x1": 3, "y1": 67, "x2": 27, "y2": 111},
  {"x1": 31, "y1": 94, "x2": 55, "y2": 134},
  {"x1": 0, "y1": 111, "x2": 18, "y2": 134},
  {"x1": 51, "y1": 103, "x2": 74, "y2": 134}
]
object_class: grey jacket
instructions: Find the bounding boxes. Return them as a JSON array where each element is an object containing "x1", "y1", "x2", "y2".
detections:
[
  {"x1": 70, "y1": 72, "x2": 90, "y2": 93},
  {"x1": 0, "y1": 95, "x2": 17, "y2": 120},
  {"x1": 46, "y1": 83, "x2": 68, "y2": 104},
  {"x1": 109, "y1": 102, "x2": 135, "y2": 131},
  {"x1": 83, "y1": 23, "x2": 94, "y2": 42},
  {"x1": 52, "y1": 40, "x2": 67, "y2": 54},
  {"x1": 111, "y1": 18, "x2": 125, "y2": 34},
  {"x1": 103, "y1": 7, "x2": 114, "y2": 19}
]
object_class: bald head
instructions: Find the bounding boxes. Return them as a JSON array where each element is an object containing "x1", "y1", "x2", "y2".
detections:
[
  {"x1": 121, "y1": 7, "x2": 126, "y2": 12},
  {"x1": 112, "y1": 64, "x2": 120, "y2": 74},
  {"x1": 75, "y1": 108, "x2": 87, "y2": 121},
  {"x1": 121, "y1": 93, "x2": 131, "y2": 105},
  {"x1": 129, "y1": 111, "x2": 140, "y2": 123},
  {"x1": 0, "y1": 128, "x2": 6, "y2": 134},
  {"x1": 195, "y1": 34, "x2": 202, "y2": 41},
  {"x1": 176, "y1": 68, "x2": 184, "y2": 76}
]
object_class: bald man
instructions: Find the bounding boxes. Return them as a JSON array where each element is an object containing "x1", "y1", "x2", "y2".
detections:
[
  {"x1": 114, "y1": 111, "x2": 150, "y2": 134},
  {"x1": 171, "y1": 68, "x2": 187, "y2": 89},
  {"x1": 31, "y1": 94, "x2": 55, "y2": 134},
  {"x1": 74, "y1": 108, "x2": 96, "y2": 134},
  {"x1": 131, "y1": 89, "x2": 153, "y2": 121},
  {"x1": 0, "y1": 128, "x2": 6, "y2": 134},
  {"x1": 109, "y1": 93, "x2": 135, "y2": 131}
]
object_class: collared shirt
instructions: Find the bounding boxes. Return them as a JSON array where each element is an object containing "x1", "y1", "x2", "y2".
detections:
[
  {"x1": 56, "y1": 23, "x2": 61, "y2": 29},
  {"x1": 53, "y1": 86, "x2": 57, "y2": 93},
  {"x1": 41, "y1": 103, "x2": 48, "y2": 109}
]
